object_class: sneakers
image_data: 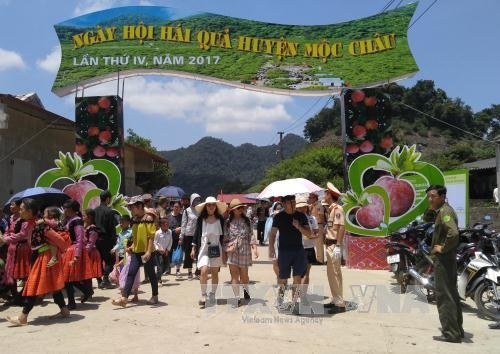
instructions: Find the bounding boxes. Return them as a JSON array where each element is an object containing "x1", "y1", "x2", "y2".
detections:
[
  {"x1": 175, "y1": 270, "x2": 181, "y2": 277},
  {"x1": 198, "y1": 294, "x2": 207, "y2": 307},
  {"x1": 206, "y1": 292, "x2": 216, "y2": 306},
  {"x1": 231, "y1": 298, "x2": 241, "y2": 309},
  {"x1": 188, "y1": 272, "x2": 193, "y2": 280},
  {"x1": 276, "y1": 288, "x2": 285, "y2": 308}
]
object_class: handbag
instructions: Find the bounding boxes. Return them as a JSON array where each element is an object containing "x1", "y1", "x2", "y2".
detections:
[
  {"x1": 208, "y1": 243, "x2": 221, "y2": 258},
  {"x1": 224, "y1": 239, "x2": 238, "y2": 253},
  {"x1": 172, "y1": 245, "x2": 183, "y2": 265}
]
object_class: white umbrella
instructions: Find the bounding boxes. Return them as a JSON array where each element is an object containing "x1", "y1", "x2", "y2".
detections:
[{"x1": 257, "y1": 178, "x2": 323, "y2": 199}]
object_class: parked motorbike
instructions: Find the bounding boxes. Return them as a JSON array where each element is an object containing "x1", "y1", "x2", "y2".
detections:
[
  {"x1": 385, "y1": 221, "x2": 433, "y2": 293},
  {"x1": 457, "y1": 232, "x2": 500, "y2": 320}
]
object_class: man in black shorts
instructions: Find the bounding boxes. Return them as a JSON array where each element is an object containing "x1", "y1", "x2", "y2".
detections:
[{"x1": 268, "y1": 195, "x2": 312, "y2": 314}]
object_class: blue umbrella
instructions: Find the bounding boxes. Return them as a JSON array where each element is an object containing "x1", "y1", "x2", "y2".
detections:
[
  {"x1": 4, "y1": 187, "x2": 69, "y2": 210},
  {"x1": 155, "y1": 185, "x2": 185, "y2": 199}
]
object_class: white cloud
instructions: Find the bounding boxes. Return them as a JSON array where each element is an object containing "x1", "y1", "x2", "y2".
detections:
[
  {"x1": 73, "y1": 0, "x2": 154, "y2": 16},
  {"x1": 82, "y1": 77, "x2": 292, "y2": 133},
  {"x1": 36, "y1": 46, "x2": 61, "y2": 74},
  {"x1": 0, "y1": 48, "x2": 27, "y2": 71},
  {"x1": 74, "y1": 0, "x2": 123, "y2": 16}
]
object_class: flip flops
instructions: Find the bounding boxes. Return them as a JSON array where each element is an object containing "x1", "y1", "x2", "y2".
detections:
[{"x1": 6, "y1": 316, "x2": 27, "y2": 327}]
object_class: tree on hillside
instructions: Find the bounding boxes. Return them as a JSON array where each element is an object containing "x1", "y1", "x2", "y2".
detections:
[
  {"x1": 126, "y1": 129, "x2": 171, "y2": 192},
  {"x1": 473, "y1": 104, "x2": 500, "y2": 139},
  {"x1": 125, "y1": 128, "x2": 156, "y2": 153},
  {"x1": 250, "y1": 146, "x2": 345, "y2": 193},
  {"x1": 303, "y1": 100, "x2": 341, "y2": 142}
]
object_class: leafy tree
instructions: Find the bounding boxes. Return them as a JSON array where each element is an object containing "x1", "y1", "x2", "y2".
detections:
[
  {"x1": 125, "y1": 128, "x2": 156, "y2": 153},
  {"x1": 251, "y1": 146, "x2": 345, "y2": 192},
  {"x1": 303, "y1": 100, "x2": 341, "y2": 142}
]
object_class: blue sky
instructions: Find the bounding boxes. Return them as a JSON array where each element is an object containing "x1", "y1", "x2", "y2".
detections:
[{"x1": 0, "y1": 0, "x2": 499, "y2": 151}]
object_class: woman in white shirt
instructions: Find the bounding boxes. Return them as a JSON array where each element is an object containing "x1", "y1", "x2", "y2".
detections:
[{"x1": 190, "y1": 197, "x2": 226, "y2": 308}]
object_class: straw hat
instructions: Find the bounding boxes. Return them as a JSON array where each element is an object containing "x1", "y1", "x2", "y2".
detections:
[
  {"x1": 326, "y1": 182, "x2": 341, "y2": 197},
  {"x1": 126, "y1": 195, "x2": 144, "y2": 205},
  {"x1": 229, "y1": 198, "x2": 246, "y2": 211},
  {"x1": 195, "y1": 196, "x2": 227, "y2": 214},
  {"x1": 295, "y1": 194, "x2": 309, "y2": 208}
]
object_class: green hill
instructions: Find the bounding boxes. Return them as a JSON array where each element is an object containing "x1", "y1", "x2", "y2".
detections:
[{"x1": 160, "y1": 134, "x2": 306, "y2": 197}]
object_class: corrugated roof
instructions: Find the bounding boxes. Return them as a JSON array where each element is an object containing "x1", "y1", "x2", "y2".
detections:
[{"x1": 462, "y1": 158, "x2": 496, "y2": 170}]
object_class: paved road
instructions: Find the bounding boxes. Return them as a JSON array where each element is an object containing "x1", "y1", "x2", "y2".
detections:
[{"x1": 1, "y1": 246, "x2": 498, "y2": 353}]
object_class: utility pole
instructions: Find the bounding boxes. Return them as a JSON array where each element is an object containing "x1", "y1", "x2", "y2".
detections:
[
  {"x1": 339, "y1": 91, "x2": 349, "y2": 190},
  {"x1": 495, "y1": 134, "x2": 500, "y2": 205},
  {"x1": 277, "y1": 131, "x2": 284, "y2": 161}
]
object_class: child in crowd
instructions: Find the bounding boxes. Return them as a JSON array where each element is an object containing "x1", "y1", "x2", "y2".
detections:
[
  {"x1": 40, "y1": 207, "x2": 63, "y2": 268},
  {"x1": 154, "y1": 217, "x2": 172, "y2": 286},
  {"x1": 111, "y1": 215, "x2": 132, "y2": 263}
]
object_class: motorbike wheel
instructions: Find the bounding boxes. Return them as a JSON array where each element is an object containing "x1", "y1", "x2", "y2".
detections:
[{"x1": 473, "y1": 281, "x2": 500, "y2": 321}]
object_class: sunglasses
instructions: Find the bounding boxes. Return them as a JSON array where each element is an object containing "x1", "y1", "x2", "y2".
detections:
[{"x1": 206, "y1": 203, "x2": 217, "y2": 207}]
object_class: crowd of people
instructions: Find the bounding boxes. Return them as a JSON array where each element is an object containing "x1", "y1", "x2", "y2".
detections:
[
  {"x1": 0, "y1": 182, "x2": 481, "y2": 343},
  {"x1": 0, "y1": 183, "x2": 349, "y2": 325}
]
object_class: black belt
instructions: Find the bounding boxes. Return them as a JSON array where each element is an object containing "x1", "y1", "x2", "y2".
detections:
[{"x1": 324, "y1": 239, "x2": 337, "y2": 246}]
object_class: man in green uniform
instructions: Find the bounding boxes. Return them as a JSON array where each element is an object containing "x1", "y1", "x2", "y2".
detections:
[{"x1": 427, "y1": 185, "x2": 464, "y2": 343}]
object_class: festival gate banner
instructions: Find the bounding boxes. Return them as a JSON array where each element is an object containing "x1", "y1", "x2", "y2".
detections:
[{"x1": 52, "y1": 4, "x2": 419, "y2": 97}]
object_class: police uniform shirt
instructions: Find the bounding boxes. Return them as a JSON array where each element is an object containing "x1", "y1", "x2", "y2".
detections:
[
  {"x1": 325, "y1": 203, "x2": 344, "y2": 241},
  {"x1": 431, "y1": 203, "x2": 459, "y2": 255}
]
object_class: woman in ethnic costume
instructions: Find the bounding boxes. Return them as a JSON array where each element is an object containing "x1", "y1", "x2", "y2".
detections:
[
  {"x1": 61, "y1": 199, "x2": 93, "y2": 309},
  {"x1": 0, "y1": 199, "x2": 34, "y2": 304},
  {"x1": 6, "y1": 201, "x2": 70, "y2": 326}
]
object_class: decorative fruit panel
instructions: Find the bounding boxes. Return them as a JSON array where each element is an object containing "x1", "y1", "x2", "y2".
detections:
[
  {"x1": 342, "y1": 145, "x2": 445, "y2": 237},
  {"x1": 75, "y1": 96, "x2": 124, "y2": 171},
  {"x1": 35, "y1": 152, "x2": 129, "y2": 217},
  {"x1": 344, "y1": 88, "x2": 393, "y2": 163}
]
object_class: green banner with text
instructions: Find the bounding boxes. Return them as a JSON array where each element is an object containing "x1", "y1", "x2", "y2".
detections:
[{"x1": 53, "y1": 4, "x2": 419, "y2": 96}]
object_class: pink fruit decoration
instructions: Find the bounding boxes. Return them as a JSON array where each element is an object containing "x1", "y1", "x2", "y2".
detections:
[
  {"x1": 88, "y1": 126, "x2": 100, "y2": 136},
  {"x1": 99, "y1": 130, "x2": 111, "y2": 143},
  {"x1": 352, "y1": 125, "x2": 367, "y2": 138},
  {"x1": 346, "y1": 144, "x2": 360, "y2": 154},
  {"x1": 93, "y1": 145, "x2": 106, "y2": 157},
  {"x1": 380, "y1": 136, "x2": 393, "y2": 149},
  {"x1": 351, "y1": 90, "x2": 365, "y2": 103},
  {"x1": 106, "y1": 147, "x2": 119, "y2": 158},
  {"x1": 363, "y1": 96, "x2": 377, "y2": 107},
  {"x1": 63, "y1": 179, "x2": 99, "y2": 208},
  {"x1": 372, "y1": 146, "x2": 421, "y2": 217},
  {"x1": 375, "y1": 176, "x2": 415, "y2": 217},
  {"x1": 355, "y1": 194, "x2": 384, "y2": 229},
  {"x1": 365, "y1": 120, "x2": 378, "y2": 130},
  {"x1": 360, "y1": 140, "x2": 374, "y2": 153}
]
